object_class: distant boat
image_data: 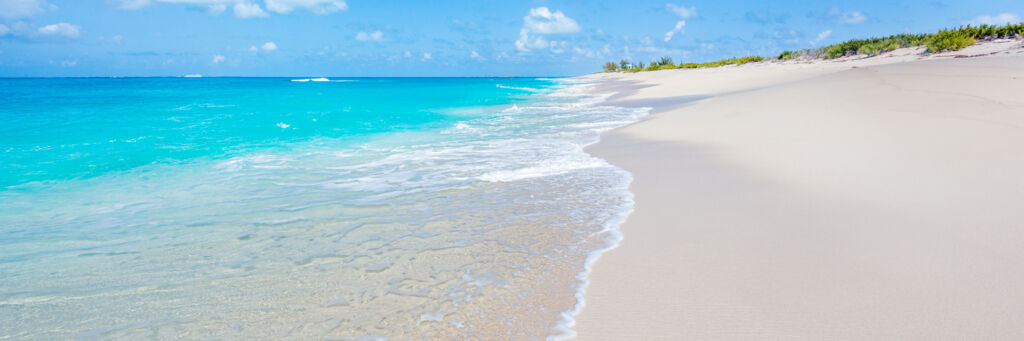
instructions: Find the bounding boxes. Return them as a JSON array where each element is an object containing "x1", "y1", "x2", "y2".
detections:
[{"x1": 183, "y1": 74, "x2": 203, "y2": 78}]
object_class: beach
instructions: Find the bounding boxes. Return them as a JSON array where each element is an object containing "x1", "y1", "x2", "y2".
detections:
[{"x1": 574, "y1": 40, "x2": 1024, "y2": 339}]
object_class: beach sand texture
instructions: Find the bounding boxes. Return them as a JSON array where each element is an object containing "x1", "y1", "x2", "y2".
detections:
[{"x1": 575, "y1": 41, "x2": 1024, "y2": 339}]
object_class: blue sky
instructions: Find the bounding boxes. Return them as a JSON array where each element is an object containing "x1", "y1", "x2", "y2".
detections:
[{"x1": 0, "y1": 0, "x2": 1021, "y2": 77}]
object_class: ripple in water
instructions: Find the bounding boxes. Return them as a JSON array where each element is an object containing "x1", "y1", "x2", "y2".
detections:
[{"x1": 0, "y1": 80, "x2": 648, "y2": 339}]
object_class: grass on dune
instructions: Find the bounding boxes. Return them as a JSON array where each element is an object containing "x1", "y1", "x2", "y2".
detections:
[
  {"x1": 602, "y1": 22, "x2": 1024, "y2": 73},
  {"x1": 784, "y1": 22, "x2": 1024, "y2": 60},
  {"x1": 605, "y1": 56, "x2": 763, "y2": 73}
]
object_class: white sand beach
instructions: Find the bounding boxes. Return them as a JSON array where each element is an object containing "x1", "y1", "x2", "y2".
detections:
[{"x1": 575, "y1": 40, "x2": 1024, "y2": 339}]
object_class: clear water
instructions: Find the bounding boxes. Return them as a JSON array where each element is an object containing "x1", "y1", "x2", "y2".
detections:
[{"x1": 0, "y1": 77, "x2": 647, "y2": 339}]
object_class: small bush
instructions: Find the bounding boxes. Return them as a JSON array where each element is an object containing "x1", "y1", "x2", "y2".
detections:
[
  {"x1": 926, "y1": 28, "x2": 977, "y2": 52},
  {"x1": 653, "y1": 57, "x2": 674, "y2": 66}
]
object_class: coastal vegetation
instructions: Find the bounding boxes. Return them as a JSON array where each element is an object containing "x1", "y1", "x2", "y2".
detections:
[
  {"x1": 602, "y1": 22, "x2": 1024, "y2": 73},
  {"x1": 604, "y1": 56, "x2": 764, "y2": 73}
]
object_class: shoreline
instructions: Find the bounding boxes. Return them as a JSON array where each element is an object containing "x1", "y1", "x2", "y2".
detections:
[{"x1": 572, "y1": 40, "x2": 1024, "y2": 338}]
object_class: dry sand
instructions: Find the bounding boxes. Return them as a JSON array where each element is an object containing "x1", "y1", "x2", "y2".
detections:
[{"x1": 573, "y1": 40, "x2": 1024, "y2": 339}]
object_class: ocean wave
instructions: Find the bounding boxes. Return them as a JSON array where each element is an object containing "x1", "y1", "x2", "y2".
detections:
[
  {"x1": 0, "y1": 78, "x2": 650, "y2": 340},
  {"x1": 290, "y1": 78, "x2": 356, "y2": 83},
  {"x1": 496, "y1": 84, "x2": 540, "y2": 91},
  {"x1": 291, "y1": 77, "x2": 331, "y2": 82}
]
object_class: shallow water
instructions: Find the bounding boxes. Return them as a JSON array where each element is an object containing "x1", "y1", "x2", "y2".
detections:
[{"x1": 0, "y1": 77, "x2": 647, "y2": 339}]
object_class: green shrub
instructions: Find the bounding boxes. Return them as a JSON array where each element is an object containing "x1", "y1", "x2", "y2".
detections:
[
  {"x1": 857, "y1": 44, "x2": 879, "y2": 56},
  {"x1": 598, "y1": 22, "x2": 1024, "y2": 71},
  {"x1": 925, "y1": 29, "x2": 976, "y2": 52},
  {"x1": 653, "y1": 57, "x2": 674, "y2": 66}
]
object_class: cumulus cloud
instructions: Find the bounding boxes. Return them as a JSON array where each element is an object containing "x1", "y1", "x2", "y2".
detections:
[
  {"x1": 60, "y1": 60, "x2": 77, "y2": 67},
  {"x1": 212, "y1": 54, "x2": 225, "y2": 64},
  {"x1": 261, "y1": 41, "x2": 277, "y2": 51},
  {"x1": 355, "y1": 30, "x2": 383, "y2": 41},
  {"x1": 829, "y1": 8, "x2": 866, "y2": 24},
  {"x1": 470, "y1": 50, "x2": 484, "y2": 60},
  {"x1": 664, "y1": 20, "x2": 685, "y2": 42},
  {"x1": 422, "y1": 52, "x2": 431, "y2": 60},
  {"x1": 812, "y1": 29, "x2": 832, "y2": 44},
  {"x1": 265, "y1": 0, "x2": 346, "y2": 14},
  {"x1": 233, "y1": 2, "x2": 268, "y2": 18},
  {"x1": 966, "y1": 13, "x2": 1021, "y2": 25},
  {"x1": 0, "y1": 0, "x2": 54, "y2": 19},
  {"x1": 515, "y1": 29, "x2": 547, "y2": 52},
  {"x1": 523, "y1": 7, "x2": 580, "y2": 34},
  {"x1": 38, "y1": 23, "x2": 81, "y2": 38},
  {"x1": 515, "y1": 7, "x2": 579, "y2": 52},
  {"x1": 666, "y1": 4, "x2": 697, "y2": 19}
]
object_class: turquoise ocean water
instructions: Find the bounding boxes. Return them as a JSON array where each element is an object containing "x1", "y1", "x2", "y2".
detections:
[{"x1": 0, "y1": 77, "x2": 647, "y2": 339}]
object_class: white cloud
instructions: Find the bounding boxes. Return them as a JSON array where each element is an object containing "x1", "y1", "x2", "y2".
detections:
[
  {"x1": 404, "y1": 50, "x2": 412, "y2": 58},
  {"x1": 829, "y1": 8, "x2": 866, "y2": 24},
  {"x1": 0, "y1": 24, "x2": 9, "y2": 36},
  {"x1": 38, "y1": 23, "x2": 81, "y2": 38},
  {"x1": 470, "y1": 50, "x2": 484, "y2": 60},
  {"x1": 265, "y1": 0, "x2": 346, "y2": 14},
  {"x1": 812, "y1": 29, "x2": 832, "y2": 44},
  {"x1": 107, "y1": 0, "x2": 150, "y2": 10},
  {"x1": 0, "y1": 0, "x2": 54, "y2": 19},
  {"x1": 355, "y1": 30, "x2": 383, "y2": 41},
  {"x1": 515, "y1": 29, "x2": 549, "y2": 52},
  {"x1": 137, "y1": 0, "x2": 234, "y2": 12},
  {"x1": 573, "y1": 46, "x2": 598, "y2": 58},
  {"x1": 207, "y1": 3, "x2": 228, "y2": 14},
  {"x1": 663, "y1": 5, "x2": 696, "y2": 42},
  {"x1": 666, "y1": 4, "x2": 697, "y2": 19},
  {"x1": 261, "y1": 41, "x2": 277, "y2": 51},
  {"x1": 663, "y1": 20, "x2": 685, "y2": 42},
  {"x1": 966, "y1": 13, "x2": 1021, "y2": 26},
  {"x1": 109, "y1": 0, "x2": 346, "y2": 17},
  {"x1": 212, "y1": 54, "x2": 225, "y2": 64},
  {"x1": 523, "y1": 7, "x2": 580, "y2": 34},
  {"x1": 60, "y1": 60, "x2": 77, "y2": 67},
  {"x1": 233, "y1": 2, "x2": 268, "y2": 18},
  {"x1": 422, "y1": 52, "x2": 432, "y2": 60},
  {"x1": 515, "y1": 7, "x2": 580, "y2": 52},
  {"x1": 549, "y1": 41, "x2": 567, "y2": 54}
]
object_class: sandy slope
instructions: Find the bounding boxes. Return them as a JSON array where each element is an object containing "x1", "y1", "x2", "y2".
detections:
[{"x1": 574, "y1": 41, "x2": 1024, "y2": 339}]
